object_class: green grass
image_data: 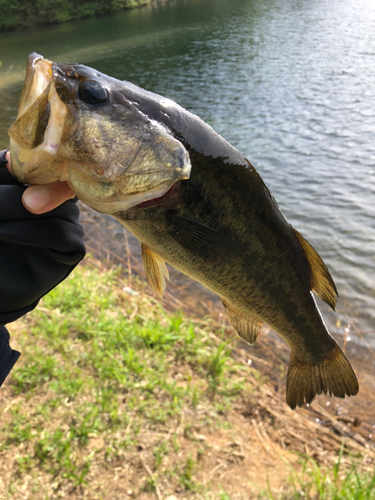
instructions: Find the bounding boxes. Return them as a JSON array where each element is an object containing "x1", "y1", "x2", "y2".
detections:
[
  {"x1": 285, "y1": 455, "x2": 375, "y2": 500},
  {"x1": 1, "y1": 260, "x2": 248, "y2": 495},
  {"x1": 1, "y1": 259, "x2": 373, "y2": 498},
  {"x1": 259, "y1": 447, "x2": 375, "y2": 500}
]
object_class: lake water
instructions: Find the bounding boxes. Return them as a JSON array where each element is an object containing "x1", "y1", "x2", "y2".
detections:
[{"x1": 0, "y1": 0, "x2": 374, "y2": 344}]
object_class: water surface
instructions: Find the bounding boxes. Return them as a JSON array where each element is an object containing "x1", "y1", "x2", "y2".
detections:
[{"x1": 1, "y1": 0, "x2": 374, "y2": 342}]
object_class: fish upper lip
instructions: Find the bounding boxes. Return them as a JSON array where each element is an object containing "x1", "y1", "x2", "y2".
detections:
[
  {"x1": 29, "y1": 52, "x2": 44, "y2": 66},
  {"x1": 26, "y1": 52, "x2": 45, "y2": 77}
]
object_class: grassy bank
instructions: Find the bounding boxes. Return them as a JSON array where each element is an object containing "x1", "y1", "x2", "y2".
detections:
[
  {"x1": 0, "y1": 257, "x2": 374, "y2": 499},
  {"x1": 0, "y1": 0, "x2": 164, "y2": 32}
]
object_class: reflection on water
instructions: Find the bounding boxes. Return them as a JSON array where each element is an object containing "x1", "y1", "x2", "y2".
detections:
[{"x1": 0, "y1": 0, "x2": 374, "y2": 342}]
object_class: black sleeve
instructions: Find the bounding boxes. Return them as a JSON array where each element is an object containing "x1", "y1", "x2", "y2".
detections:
[
  {"x1": 0, "y1": 149, "x2": 86, "y2": 325},
  {"x1": 0, "y1": 148, "x2": 86, "y2": 387}
]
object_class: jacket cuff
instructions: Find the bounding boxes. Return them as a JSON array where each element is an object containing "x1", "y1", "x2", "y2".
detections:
[
  {"x1": 0, "y1": 149, "x2": 9, "y2": 169},
  {"x1": 0, "y1": 326, "x2": 21, "y2": 388},
  {"x1": 0, "y1": 149, "x2": 22, "y2": 186}
]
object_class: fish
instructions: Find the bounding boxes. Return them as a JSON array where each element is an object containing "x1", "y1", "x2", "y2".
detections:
[{"x1": 8, "y1": 53, "x2": 359, "y2": 409}]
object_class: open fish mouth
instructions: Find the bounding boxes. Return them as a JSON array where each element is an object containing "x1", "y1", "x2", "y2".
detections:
[
  {"x1": 16, "y1": 53, "x2": 53, "y2": 120},
  {"x1": 8, "y1": 53, "x2": 70, "y2": 184},
  {"x1": 8, "y1": 53, "x2": 192, "y2": 214}
]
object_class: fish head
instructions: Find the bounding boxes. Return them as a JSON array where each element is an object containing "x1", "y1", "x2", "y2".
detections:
[{"x1": 8, "y1": 53, "x2": 191, "y2": 214}]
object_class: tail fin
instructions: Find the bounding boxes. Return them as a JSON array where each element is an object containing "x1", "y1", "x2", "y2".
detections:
[{"x1": 286, "y1": 342, "x2": 359, "y2": 409}]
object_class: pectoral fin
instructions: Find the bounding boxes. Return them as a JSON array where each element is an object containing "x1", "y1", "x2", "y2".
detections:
[
  {"x1": 293, "y1": 228, "x2": 338, "y2": 311},
  {"x1": 141, "y1": 244, "x2": 169, "y2": 299},
  {"x1": 222, "y1": 299, "x2": 262, "y2": 345},
  {"x1": 166, "y1": 214, "x2": 237, "y2": 261}
]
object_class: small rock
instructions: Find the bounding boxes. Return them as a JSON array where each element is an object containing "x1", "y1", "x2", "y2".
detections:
[
  {"x1": 123, "y1": 286, "x2": 139, "y2": 295},
  {"x1": 193, "y1": 433, "x2": 206, "y2": 442}
]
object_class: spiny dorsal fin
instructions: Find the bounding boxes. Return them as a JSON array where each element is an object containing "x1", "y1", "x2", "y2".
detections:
[
  {"x1": 221, "y1": 299, "x2": 263, "y2": 345},
  {"x1": 293, "y1": 228, "x2": 338, "y2": 311},
  {"x1": 141, "y1": 243, "x2": 169, "y2": 299}
]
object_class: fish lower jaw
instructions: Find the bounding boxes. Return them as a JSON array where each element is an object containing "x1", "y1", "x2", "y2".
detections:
[
  {"x1": 10, "y1": 140, "x2": 70, "y2": 184},
  {"x1": 71, "y1": 179, "x2": 179, "y2": 215}
]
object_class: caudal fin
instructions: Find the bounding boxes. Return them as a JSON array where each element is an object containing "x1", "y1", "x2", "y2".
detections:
[{"x1": 286, "y1": 342, "x2": 359, "y2": 410}]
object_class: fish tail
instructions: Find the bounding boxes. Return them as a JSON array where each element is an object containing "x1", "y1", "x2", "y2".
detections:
[{"x1": 286, "y1": 342, "x2": 359, "y2": 409}]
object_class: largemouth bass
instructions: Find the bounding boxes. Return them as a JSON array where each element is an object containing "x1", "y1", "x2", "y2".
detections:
[{"x1": 8, "y1": 53, "x2": 359, "y2": 409}]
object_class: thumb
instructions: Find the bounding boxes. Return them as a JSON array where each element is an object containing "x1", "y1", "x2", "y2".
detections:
[{"x1": 22, "y1": 181, "x2": 75, "y2": 214}]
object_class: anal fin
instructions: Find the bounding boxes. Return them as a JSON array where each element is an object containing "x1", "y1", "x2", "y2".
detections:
[
  {"x1": 141, "y1": 243, "x2": 169, "y2": 299},
  {"x1": 293, "y1": 228, "x2": 338, "y2": 311},
  {"x1": 222, "y1": 299, "x2": 262, "y2": 345}
]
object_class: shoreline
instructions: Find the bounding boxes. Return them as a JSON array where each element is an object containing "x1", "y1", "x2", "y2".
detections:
[{"x1": 0, "y1": 0, "x2": 170, "y2": 33}]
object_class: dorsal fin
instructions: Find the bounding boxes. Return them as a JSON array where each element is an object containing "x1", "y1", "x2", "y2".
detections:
[
  {"x1": 221, "y1": 299, "x2": 263, "y2": 345},
  {"x1": 141, "y1": 243, "x2": 169, "y2": 299},
  {"x1": 293, "y1": 228, "x2": 338, "y2": 311}
]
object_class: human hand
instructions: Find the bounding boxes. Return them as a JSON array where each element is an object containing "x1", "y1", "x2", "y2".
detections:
[{"x1": 5, "y1": 151, "x2": 75, "y2": 214}]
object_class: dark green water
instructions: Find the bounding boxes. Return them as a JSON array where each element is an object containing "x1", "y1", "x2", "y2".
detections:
[{"x1": 1, "y1": 0, "x2": 374, "y2": 342}]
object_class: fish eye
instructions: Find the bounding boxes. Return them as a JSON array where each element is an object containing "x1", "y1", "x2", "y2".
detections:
[{"x1": 78, "y1": 80, "x2": 108, "y2": 105}]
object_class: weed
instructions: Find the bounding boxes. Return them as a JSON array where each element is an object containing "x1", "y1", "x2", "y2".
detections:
[
  {"x1": 16, "y1": 454, "x2": 33, "y2": 473},
  {"x1": 207, "y1": 343, "x2": 228, "y2": 385},
  {"x1": 153, "y1": 440, "x2": 170, "y2": 468},
  {"x1": 144, "y1": 474, "x2": 159, "y2": 493},
  {"x1": 272, "y1": 449, "x2": 375, "y2": 500},
  {"x1": 179, "y1": 454, "x2": 199, "y2": 491},
  {"x1": 12, "y1": 353, "x2": 63, "y2": 393},
  {"x1": 220, "y1": 490, "x2": 234, "y2": 500}
]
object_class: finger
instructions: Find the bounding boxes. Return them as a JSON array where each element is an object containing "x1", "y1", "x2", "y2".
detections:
[{"x1": 22, "y1": 181, "x2": 75, "y2": 214}]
